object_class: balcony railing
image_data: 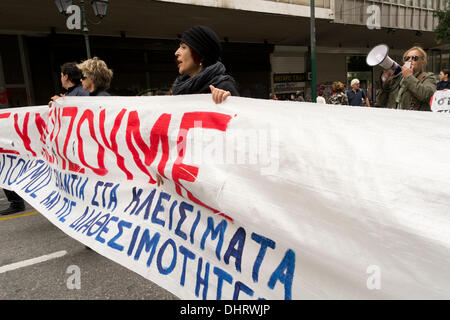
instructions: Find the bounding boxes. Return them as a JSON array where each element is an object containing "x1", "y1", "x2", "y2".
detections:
[
  {"x1": 333, "y1": 0, "x2": 448, "y2": 31},
  {"x1": 265, "y1": 0, "x2": 331, "y2": 9},
  {"x1": 156, "y1": 0, "x2": 334, "y2": 19}
]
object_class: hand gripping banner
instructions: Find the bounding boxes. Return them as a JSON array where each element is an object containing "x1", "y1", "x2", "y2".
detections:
[{"x1": 0, "y1": 95, "x2": 449, "y2": 299}]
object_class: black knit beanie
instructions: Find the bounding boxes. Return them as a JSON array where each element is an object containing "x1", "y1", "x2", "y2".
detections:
[{"x1": 179, "y1": 25, "x2": 221, "y2": 67}]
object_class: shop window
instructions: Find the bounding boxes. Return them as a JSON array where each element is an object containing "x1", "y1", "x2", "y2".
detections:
[
  {"x1": 347, "y1": 56, "x2": 372, "y2": 72},
  {"x1": 0, "y1": 36, "x2": 32, "y2": 108},
  {"x1": 442, "y1": 52, "x2": 449, "y2": 70},
  {"x1": 1, "y1": 37, "x2": 24, "y2": 85}
]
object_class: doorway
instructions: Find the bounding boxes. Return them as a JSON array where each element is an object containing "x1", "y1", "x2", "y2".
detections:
[
  {"x1": 0, "y1": 35, "x2": 34, "y2": 108},
  {"x1": 346, "y1": 55, "x2": 373, "y2": 104}
]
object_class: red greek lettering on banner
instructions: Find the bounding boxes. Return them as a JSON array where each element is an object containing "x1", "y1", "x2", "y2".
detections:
[
  {"x1": 125, "y1": 111, "x2": 171, "y2": 184},
  {"x1": 35, "y1": 113, "x2": 54, "y2": 163},
  {"x1": 76, "y1": 109, "x2": 107, "y2": 176},
  {"x1": 61, "y1": 107, "x2": 85, "y2": 173},
  {"x1": 14, "y1": 112, "x2": 36, "y2": 156},
  {"x1": 172, "y1": 111, "x2": 233, "y2": 221},
  {"x1": 53, "y1": 107, "x2": 65, "y2": 168},
  {"x1": 99, "y1": 108, "x2": 132, "y2": 180},
  {"x1": 0, "y1": 112, "x2": 19, "y2": 155}
]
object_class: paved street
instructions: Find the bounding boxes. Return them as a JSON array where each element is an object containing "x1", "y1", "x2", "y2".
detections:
[{"x1": 0, "y1": 191, "x2": 178, "y2": 300}]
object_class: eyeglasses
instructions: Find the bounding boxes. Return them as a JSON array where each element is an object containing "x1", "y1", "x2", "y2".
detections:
[{"x1": 404, "y1": 56, "x2": 420, "y2": 62}]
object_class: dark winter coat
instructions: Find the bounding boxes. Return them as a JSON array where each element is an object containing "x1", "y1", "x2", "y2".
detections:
[
  {"x1": 66, "y1": 83, "x2": 89, "y2": 96},
  {"x1": 172, "y1": 61, "x2": 239, "y2": 96},
  {"x1": 437, "y1": 80, "x2": 450, "y2": 90},
  {"x1": 89, "y1": 88, "x2": 111, "y2": 96}
]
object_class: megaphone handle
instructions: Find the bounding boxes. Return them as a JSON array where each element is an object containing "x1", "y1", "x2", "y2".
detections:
[{"x1": 393, "y1": 65, "x2": 402, "y2": 75}]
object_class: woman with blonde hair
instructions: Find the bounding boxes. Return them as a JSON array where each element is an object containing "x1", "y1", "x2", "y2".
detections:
[
  {"x1": 375, "y1": 46, "x2": 436, "y2": 110},
  {"x1": 77, "y1": 57, "x2": 113, "y2": 96},
  {"x1": 328, "y1": 81, "x2": 349, "y2": 105}
]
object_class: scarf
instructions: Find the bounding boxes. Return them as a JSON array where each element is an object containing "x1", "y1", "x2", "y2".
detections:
[{"x1": 172, "y1": 61, "x2": 234, "y2": 95}]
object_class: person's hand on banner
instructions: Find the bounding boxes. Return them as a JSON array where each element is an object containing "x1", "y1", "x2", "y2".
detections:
[
  {"x1": 210, "y1": 85, "x2": 231, "y2": 104},
  {"x1": 48, "y1": 94, "x2": 65, "y2": 107}
]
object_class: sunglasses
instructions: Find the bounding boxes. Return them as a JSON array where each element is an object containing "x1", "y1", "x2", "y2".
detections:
[{"x1": 404, "y1": 56, "x2": 420, "y2": 62}]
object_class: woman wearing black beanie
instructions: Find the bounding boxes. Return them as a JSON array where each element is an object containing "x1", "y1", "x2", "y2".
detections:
[{"x1": 172, "y1": 25, "x2": 239, "y2": 104}]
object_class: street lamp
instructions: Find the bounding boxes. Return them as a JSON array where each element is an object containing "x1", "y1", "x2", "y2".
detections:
[
  {"x1": 54, "y1": 0, "x2": 72, "y2": 13},
  {"x1": 54, "y1": 0, "x2": 110, "y2": 59},
  {"x1": 91, "y1": 0, "x2": 109, "y2": 18}
]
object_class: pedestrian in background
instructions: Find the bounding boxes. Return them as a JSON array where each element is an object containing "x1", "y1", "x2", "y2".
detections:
[
  {"x1": 269, "y1": 93, "x2": 278, "y2": 100},
  {"x1": 295, "y1": 91, "x2": 305, "y2": 102},
  {"x1": 172, "y1": 25, "x2": 238, "y2": 104},
  {"x1": 347, "y1": 78, "x2": 370, "y2": 107},
  {"x1": 316, "y1": 90, "x2": 326, "y2": 104},
  {"x1": 328, "y1": 81, "x2": 348, "y2": 105},
  {"x1": 77, "y1": 57, "x2": 113, "y2": 96},
  {"x1": 49, "y1": 62, "x2": 89, "y2": 107},
  {"x1": 437, "y1": 69, "x2": 450, "y2": 90},
  {"x1": 51, "y1": 62, "x2": 89, "y2": 100}
]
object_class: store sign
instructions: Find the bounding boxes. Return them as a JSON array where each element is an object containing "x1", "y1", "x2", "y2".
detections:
[
  {"x1": 273, "y1": 73, "x2": 306, "y2": 92},
  {"x1": 273, "y1": 73, "x2": 307, "y2": 83}
]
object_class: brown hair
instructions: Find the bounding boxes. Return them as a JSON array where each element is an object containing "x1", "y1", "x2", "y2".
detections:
[
  {"x1": 189, "y1": 45, "x2": 204, "y2": 65},
  {"x1": 61, "y1": 62, "x2": 83, "y2": 84},
  {"x1": 332, "y1": 81, "x2": 345, "y2": 93},
  {"x1": 77, "y1": 57, "x2": 113, "y2": 90}
]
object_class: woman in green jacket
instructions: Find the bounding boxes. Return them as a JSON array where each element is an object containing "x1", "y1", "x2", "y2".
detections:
[{"x1": 375, "y1": 46, "x2": 436, "y2": 111}]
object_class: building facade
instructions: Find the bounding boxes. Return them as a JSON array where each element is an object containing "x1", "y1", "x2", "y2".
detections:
[{"x1": 0, "y1": 0, "x2": 448, "y2": 107}]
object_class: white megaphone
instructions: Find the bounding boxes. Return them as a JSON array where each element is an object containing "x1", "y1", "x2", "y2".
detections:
[{"x1": 366, "y1": 44, "x2": 402, "y2": 75}]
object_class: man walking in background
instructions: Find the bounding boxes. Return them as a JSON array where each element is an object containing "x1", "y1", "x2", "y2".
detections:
[{"x1": 347, "y1": 78, "x2": 370, "y2": 107}]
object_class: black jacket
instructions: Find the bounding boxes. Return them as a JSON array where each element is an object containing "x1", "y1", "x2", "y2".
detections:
[
  {"x1": 437, "y1": 80, "x2": 450, "y2": 90},
  {"x1": 65, "y1": 83, "x2": 89, "y2": 96},
  {"x1": 172, "y1": 61, "x2": 239, "y2": 96},
  {"x1": 89, "y1": 88, "x2": 111, "y2": 96}
]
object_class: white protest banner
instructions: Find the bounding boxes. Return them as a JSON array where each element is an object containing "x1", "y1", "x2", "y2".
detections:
[
  {"x1": 431, "y1": 89, "x2": 450, "y2": 113},
  {"x1": 0, "y1": 95, "x2": 449, "y2": 299}
]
